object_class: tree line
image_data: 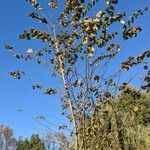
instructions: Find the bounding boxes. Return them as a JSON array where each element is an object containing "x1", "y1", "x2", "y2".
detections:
[{"x1": 1, "y1": 88, "x2": 149, "y2": 149}]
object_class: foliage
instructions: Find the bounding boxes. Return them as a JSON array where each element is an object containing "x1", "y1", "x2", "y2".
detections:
[
  {"x1": 75, "y1": 89, "x2": 150, "y2": 150},
  {"x1": 5, "y1": 0, "x2": 150, "y2": 149},
  {"x1": 16, "y1": 134, "x2": 45, "y2": 150},
  {"x1": 116, "y1": 88, "x2": 150, "y2": 126}
]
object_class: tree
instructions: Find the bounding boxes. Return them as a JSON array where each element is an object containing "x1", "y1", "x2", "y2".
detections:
[
  {"x1": 0, "y1": 124, "x2": 17, "y2": 150},
  {"x1": 16, "y1": 134, "x2": 45, "y2": 150},
  {"x1": 5, "y1": 0, "x2": 150, "y2": 149},
  {"x1": 116, "y1": 87, "x2": 150, "y2": 126},
  {"x1": 16, "y1": 139, "x2": 30, "y2": 150},
  {"x1": 44, "y1": 132, "x2": 70, "y2": 150},
  {"x1": 114, "y1": 88, "x2": 150, "y2": 150},
  {"x1": 75, "y1": 88, "x2": 150, "y2": 149}
]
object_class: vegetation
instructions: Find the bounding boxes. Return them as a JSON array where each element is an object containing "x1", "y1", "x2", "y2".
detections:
[
  {"x1": 16, "y1": 134, "x2": 45, "y2": 150},
  {"x1": 0, "y1": 125, "x2": 17, "y2": 150},
  {"x1": 3, "y1": 0, "x2": 150, "y2": 149},
  {"x1": 44, "y1": 132, "x2": 70, "y2": 150},
  {"x1": 1, "y1": 89, "x2": 149, "y2": 149},
  {"x1": 76, "y1": 88, "x2": 150, "y2": 149}
]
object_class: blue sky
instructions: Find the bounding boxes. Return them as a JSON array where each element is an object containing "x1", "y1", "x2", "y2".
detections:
[{"x1": 0, "y1": 0, "x2": 150, "y2": 138}]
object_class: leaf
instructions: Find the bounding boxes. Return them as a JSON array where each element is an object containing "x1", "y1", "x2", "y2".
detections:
[
  {"x1": 28, "y1": 12, "x2": 48, "y2": 24},
  {"x1": 32, "y1": 84, "x2": 43, "y2": 89},
  {"x1": 9, "y1": 71, "x2": 25, "y2": 79},
  {"x1": 73, "y1": 79, "x2": 82, "y2": 87},
  {"x1": 120, "y1": 20, "x2": 125, "y2": 24},
  {"x1": 96, "y1": 11, "x2": 105, "y2": 18},
  {"x1": 48, "y1": 0, "x2": 58, "y2": 8},
  {"x1": 26, "y1": 0, "x2": 42, "y2": 10},
  {"x1": 36, "y1": 115, "x2": 46, "y2": 120},
  {"x1": 27, "y1": 48, "x2": 33, "y2": 54},
  {"x1": 55, "y1": 50, "x2": 65, "y2": 56},
  {"x1": 94, "y1": 75, "x2": 100, "y2": 82},
  {"x1": 43, "y1": 88, "x2": 57, "y2": 95},
  {"x1": 14, "y1": 54, "x2": 24, "y2": 59},
  {"x1": 5, "y1": 44, "x2": 14, "y2": 52}
]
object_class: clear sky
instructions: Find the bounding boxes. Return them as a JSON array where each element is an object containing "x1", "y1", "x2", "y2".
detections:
[{"x1": 0, "y1": 0, "x2": 150, "y2": 138}]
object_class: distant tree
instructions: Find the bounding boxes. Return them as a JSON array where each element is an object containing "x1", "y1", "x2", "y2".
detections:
[
  {"x1": 16, "y1": 138, "x2": 30, "y2": 150},
  {"x1": 0, "y1": 124, "x2": 17, "y2": 150},
  {"x1": 54, "y1": 132, "x2": 70, "y2": 150},
  {"x1": 44, "y1": 132, "x2": 70, "y2": 150},
  {"x1": 16, "y1": 134, "x2": 45, "y2": 150}
]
